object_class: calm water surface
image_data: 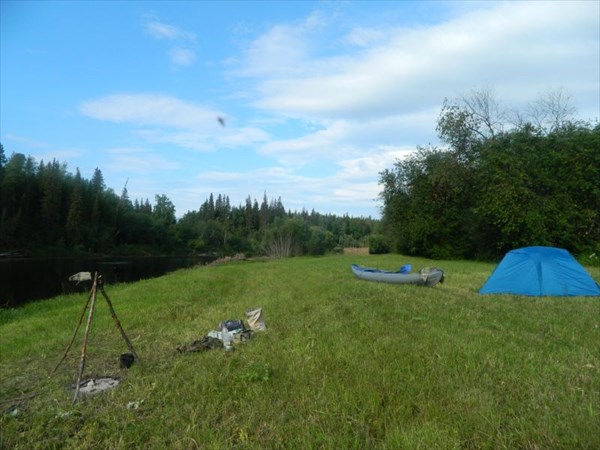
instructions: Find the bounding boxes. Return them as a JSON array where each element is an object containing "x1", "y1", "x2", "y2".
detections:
[{"x1": 0, "y1": 256, "x2": 214, "y2": 308}]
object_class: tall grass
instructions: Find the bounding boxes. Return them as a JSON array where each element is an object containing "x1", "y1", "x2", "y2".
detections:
[{"x1": 1, "y1": 255, "x2": 599, "y2": 449}]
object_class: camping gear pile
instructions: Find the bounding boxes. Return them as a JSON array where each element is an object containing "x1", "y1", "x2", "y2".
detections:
[{"x1": 177, "y1": 307, "x2": 266, "y2": 353}]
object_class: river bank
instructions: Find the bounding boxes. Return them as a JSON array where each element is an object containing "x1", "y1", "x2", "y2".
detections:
[{"x1": 0, "y1": 255, "x2": 215, "y2": 308}]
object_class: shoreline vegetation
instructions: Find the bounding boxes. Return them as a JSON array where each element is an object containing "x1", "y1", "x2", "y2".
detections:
[{"x1": 1, "y1": 254, "x2": 599, "y2": 448}]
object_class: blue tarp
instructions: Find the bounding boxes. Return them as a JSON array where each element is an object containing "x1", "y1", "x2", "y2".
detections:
[{"x1": 480, "y1": 246, "x2": 600, "y2": 296}]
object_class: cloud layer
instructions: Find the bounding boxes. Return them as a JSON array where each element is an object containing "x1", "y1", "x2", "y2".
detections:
[{"x1": 77, "y1": 1, "x2": 599, "y2": 217}]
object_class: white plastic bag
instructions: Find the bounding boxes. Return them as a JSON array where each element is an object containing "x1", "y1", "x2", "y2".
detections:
[{"x1": 246, "y1": 307, "x2": 266, "y2": 331}]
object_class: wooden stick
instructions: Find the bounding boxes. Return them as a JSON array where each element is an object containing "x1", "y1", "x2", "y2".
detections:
[
  {"x1": 50, "y1": 287, "x2": 93, "y2": 375},
  {"x1": 99, "y1": 286, "x2": 139, "y2": 360},
  {"x1": 0, "y1": 392, "x2": 38, "y2": 406},
  {"x1": 72, "y1": 273, "x2": 98, "y2": 404}
]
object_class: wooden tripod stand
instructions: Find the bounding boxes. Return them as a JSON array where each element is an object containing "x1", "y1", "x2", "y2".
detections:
[{"x1": 51, "y1": 272, "x2": 139, "y2": 404}]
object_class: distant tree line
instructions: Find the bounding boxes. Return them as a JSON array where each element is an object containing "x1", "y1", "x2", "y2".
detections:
[
  {"x1": 0, "y1": 144, "x2": 377, "y2": 257},
  {"x1": 176, "y1": 193, "x2": 377, "y2": 257},
  {"x1": 379, "y1": 88, "x2": 600, "y2": 261}
]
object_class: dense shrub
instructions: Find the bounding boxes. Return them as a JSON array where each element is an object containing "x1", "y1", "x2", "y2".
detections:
[{"x1": 369, "y1": 235, "x2": 391, "y2": 254}]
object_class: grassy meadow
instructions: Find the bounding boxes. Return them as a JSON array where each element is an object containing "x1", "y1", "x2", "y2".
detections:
[{"x1": 1, "y1": 254, "x2": 599, "y2": 449}]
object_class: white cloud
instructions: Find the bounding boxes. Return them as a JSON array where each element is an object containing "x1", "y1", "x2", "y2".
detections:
[
  {"x1": 336, "y1": 146, "x2": 414, "y2": 181},
  {"x1": 257, "y1": 110, "x2": 438, "y2": 167},
  {"x1": 145, "y1": 20, "x2": 196, "y2": 41},
  {"x1": 80, "y1": 93, "x2": 271, "y2": 153},
  {"x1": 169, "y1": 47, "x2": 196, "y2": 66},
  {"x1": 240, "y1": 25, "x2": 310, "y2": 77},
  {"x1": 80, "y1": 93, "x2": 220, "y2": 130},
  {"x1": 144, "y1": 19, "x2": 197, "y2": 68},
  {"x1": 344, "y1": 27, "x2": 389, "y2": 48},
  {"x1": 333, "y1": 181, "x2": 380, "y2": 202},
  {"x1": 235, "y1": 11, "x2": 331, "y2": 78},
  {"x1": 258, "y1": 122, "x2": 354, "y2": 166},
  {"x1": 242, "y1": 1, "x2": 598, "y2": 123}
]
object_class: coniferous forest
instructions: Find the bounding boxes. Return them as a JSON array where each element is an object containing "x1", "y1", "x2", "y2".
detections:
[{"x1": 0, "y1": 144, "x2": 377, "y2": 257}]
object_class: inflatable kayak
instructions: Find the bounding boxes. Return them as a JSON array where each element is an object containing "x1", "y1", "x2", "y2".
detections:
[{"x1": 351, "y1": 264, "x2": 444, "y2": 287}]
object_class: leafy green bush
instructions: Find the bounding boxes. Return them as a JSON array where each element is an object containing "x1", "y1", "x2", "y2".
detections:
[{"x1": 368, "y1": 234, "x2": 391, "y2": 254}]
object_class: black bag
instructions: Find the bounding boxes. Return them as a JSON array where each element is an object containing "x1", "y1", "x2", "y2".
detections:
[{"x1": 218, "y1": 319, "x2": 245, "y2": 332}]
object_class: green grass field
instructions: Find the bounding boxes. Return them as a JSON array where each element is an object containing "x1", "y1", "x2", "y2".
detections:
[{"x1": 1, "y1": 255, "x2": 599, "y2": 449}]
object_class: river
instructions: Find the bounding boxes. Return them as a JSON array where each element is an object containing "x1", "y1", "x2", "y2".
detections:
[{"x1": 0, "y1": 256, "x2": 215, "y2": 308}]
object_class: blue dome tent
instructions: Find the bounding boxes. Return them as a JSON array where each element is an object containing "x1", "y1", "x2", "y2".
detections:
[{"x1": 480, "y1": 246, "x2": 600, "y2": 296}]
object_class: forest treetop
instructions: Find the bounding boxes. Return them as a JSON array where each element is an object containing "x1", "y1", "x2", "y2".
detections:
[{"x1": 379, "y1": 88, "x2": 599, "y2": 261}]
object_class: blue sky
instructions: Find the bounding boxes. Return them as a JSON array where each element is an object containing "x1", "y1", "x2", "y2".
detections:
[{"x1": 1, "y1": 1, "x2": 598, "y2": 218}]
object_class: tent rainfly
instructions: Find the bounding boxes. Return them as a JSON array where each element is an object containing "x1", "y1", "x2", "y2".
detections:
[{"x1": 479, "y1": 246, "x2": 600, "y2": 296}]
